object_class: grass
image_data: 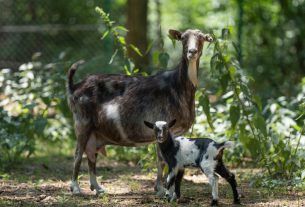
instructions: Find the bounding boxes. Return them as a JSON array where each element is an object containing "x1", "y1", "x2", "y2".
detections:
[{"x1": 0, "y1": 154, "x2": 304, "y2": 206}]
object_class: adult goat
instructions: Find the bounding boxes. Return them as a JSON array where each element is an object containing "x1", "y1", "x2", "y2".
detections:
[{"x1": 67, "y1": 29, "x2": 213, "y2": 194}]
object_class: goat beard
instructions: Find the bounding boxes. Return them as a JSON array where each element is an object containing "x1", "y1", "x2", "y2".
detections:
[{"x1": 188, "y1": 60, "x2": 198, "y2": 87}]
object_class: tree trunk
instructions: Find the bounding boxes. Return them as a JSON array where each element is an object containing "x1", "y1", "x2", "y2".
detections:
[{"x1": 126, "y1": 0, "x2": 149, "y2": 72}]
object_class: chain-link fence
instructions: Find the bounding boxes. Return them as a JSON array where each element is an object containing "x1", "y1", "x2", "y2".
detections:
[{"x1": 0, "y1": 0, "x2": 124, "y2": 71}]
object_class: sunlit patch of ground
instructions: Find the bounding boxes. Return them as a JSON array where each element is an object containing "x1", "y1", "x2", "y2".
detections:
[{"x1": 0, "y1": 155, "x2": 304, "y2": 206}]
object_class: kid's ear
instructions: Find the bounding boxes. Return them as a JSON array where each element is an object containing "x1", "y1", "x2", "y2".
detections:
[
  {"x1": 168, "y1": 119, "x2": 176, "y2": 128},
  {"x1": 169, "y1": 29, "x2": 182, "y2": 40},
  {"x1": 144, "y1": 121, "x2": 154, "y2": 129}
]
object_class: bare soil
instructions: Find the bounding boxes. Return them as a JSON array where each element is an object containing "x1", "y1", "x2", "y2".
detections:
[{"x1": 0, "y1": 155, "x2": 304, "y2": 206}]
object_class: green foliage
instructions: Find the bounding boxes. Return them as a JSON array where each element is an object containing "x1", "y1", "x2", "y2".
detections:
[
  {"x1": 194, "y1": 29, "x2": 305, "y2": 188},
  {"x1": 0, "y1": 56, "x2": 73, "y2": 168},
  {"x1": 96, "y1": 6, "x2": 141, "y2": 75}
]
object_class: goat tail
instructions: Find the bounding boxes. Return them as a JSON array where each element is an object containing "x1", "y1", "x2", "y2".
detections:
[
  {"x1": 67, "y1": 60, "x2": 84, "y2": 94},
  {"x1": 217, "y1": 141, "x2": 234, "y2": 151}
]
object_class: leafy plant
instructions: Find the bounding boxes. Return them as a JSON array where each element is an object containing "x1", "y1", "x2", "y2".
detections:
[{"x1": 0, "y1": 55, "x2": 73, "y2": 168}]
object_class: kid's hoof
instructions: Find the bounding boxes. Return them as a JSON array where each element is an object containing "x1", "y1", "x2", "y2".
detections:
[
  {"x1": 156, "y1": 188, "x2": 165, "y2": 197},
  {"x1": 211, "y1": 199, "x2": 218, "y2": 206},
  {"x1": 170, "y1": 193, "x2": 177, "y2": 202}
]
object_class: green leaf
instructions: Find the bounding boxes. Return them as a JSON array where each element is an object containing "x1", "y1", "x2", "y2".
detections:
[
  {"x1": 113, "y1": 26, "x2": 128, "y2": 32},
  {"x1": 109, "y1": 49, "x2": 118, "y2": 64},
  {"x1": 254, "y1": 113, "x2": 267, "y2": 137},
  {"x1": 199, "y1": 94, "x2": 214, "y2": 130},
  {"x1": 219, "y1": 74, "x2": 229, "y2": 91},
  {"x1": 145, "y1": 40, "x2": 154, "y2": 55},
  {"x1": 239, "y1": 123, "x2": 248, "y2": 145},
  {"x1": 158, "y1": 52, "x2": 170, "y2": 68},
  {"x1": 253, "y1": 95, "x2": 262, "y2": 112},
  {"x1": 130, "y1": 44, "x2": 143, "y2": 57},
  {"x1": 124, "y1": 65, "x2": 131, "y2": 75},
  {"x1": 118, "y1": 36, "x2": 126, "y2": 45},
  {"x1": 210, "y1": 53, "x2": 219, "y2": 70},
  {"x1": 229, "y1": 66, "x2": 236, "y2": 79},
  {"x1": 248, "y1": 137, "x2": 260, "y2": 157},
  {"x1": 152, "y1": 51, "x2": 160, "y2": 66},
  {"x1": 34, "y1": 117, "x2": 47, "y2": 134},
  {"x1": 230, "y1": 105, "x2": 240, "y2": 129},
  {"x1": 101, "y1": 30, "x2": 109, "y2": 40}
]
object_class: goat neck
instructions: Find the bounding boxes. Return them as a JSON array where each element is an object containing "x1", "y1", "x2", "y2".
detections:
[
  {"x1": 158, "y1": 133, "x2": 176, "y2": 155},
  {"x1": 178, "y1": 56, "x2": 199, "y2": 91}
]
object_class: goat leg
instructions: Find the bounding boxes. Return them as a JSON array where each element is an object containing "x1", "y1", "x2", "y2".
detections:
[
  {"x1": 155, "y1": 145, "x2": 167, "y2": 196},
  {"x1": 215, "y1": 160, "x2": 240, "y2": 204}
]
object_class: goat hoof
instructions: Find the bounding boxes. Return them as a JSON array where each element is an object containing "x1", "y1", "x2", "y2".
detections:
[
  {"x1": 90, "y1": 185, "x2": 106, "y2": 195},
  {"x1": 70, "y1": 187, "x2": 81, "y2": 195},
  {"x1": 165, "y1": 192, "x2": 171, "y2": 202},
  {"x1": 70, "y1": 180, "x2": 81, "y2": 195},
  {"x1": 211, "y1": 199, "x2": 218, "y2": 206},
  {"x1": 234, "y1": 199, "x2": 241, "y2": 205},
  {"x1": 156, "y1": 186, "x2": 166, "y2": 197},
  {"x1": 96, "y1": 188, "x2": 106, "y2": 195},
  {"x1": 90, "y1": 185, "x2": 95, "y2": 191},
  {"x1": 170, "y1": 193, "x2": 177, "y2": 202},
  {"x1": 156, "y1": 190, "x2": 165, "y2": 197}
]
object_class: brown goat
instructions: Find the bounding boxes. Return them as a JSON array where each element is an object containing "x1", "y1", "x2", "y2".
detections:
[{"x1": 67, "y1": 29, "x2": 213, "y2": 194}]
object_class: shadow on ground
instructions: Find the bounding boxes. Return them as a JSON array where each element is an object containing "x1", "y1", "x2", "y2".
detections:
[{"x1": 0, "y1": 155, "x2": 304, "y2": 206}]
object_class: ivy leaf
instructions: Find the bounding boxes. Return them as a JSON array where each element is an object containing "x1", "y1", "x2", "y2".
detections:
[{"x1": 230, "y1": 105, "x2": 240, "y2": 129}]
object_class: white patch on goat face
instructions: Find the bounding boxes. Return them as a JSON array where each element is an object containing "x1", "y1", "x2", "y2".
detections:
[
  {"x1": 187, "y1": 35, "x2": 198, "y2": 60},
  {"x1": 155, "y1": 121, "x2": 167, "y2": 140},
  {"x1": 155, "y1": 121, "x2": 167, "y2": 130},
  {"x1": 104, "y1": 103, "x2": 129, "y2": 142}
]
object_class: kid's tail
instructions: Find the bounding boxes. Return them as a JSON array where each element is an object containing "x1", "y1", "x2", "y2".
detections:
[{"x1": 217, "y1": 141, "x2": 234, "y2": 151}]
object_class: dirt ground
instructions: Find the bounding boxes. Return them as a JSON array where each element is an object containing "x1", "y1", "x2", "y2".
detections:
[{"x1": 0, "y1": 155, "x2": 304, "y2": 207}]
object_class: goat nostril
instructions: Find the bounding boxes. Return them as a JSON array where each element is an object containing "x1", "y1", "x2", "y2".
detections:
[{"x1": 188, "y1": 49, "x2": 198, "y2": 54}]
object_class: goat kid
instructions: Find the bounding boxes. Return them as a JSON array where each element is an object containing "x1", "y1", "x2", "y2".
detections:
[
  {"x1": 144, "y1": 120, "x2": 241, "y2": 206},
  {"x1": 67, "y1": 29, "x2": 213, "y2": 195}
]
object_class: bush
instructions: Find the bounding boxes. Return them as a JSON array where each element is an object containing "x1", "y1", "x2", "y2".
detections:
[{"x1": 0, "y1": 56, "x2": 73, "y2": 168}]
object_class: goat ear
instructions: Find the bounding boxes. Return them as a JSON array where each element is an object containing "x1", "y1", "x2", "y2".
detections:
[
  {"x1": 144, "y1": 121, "x2": 154, "y2": 129},
  {"x1": 169, "y1": 29, "x2": 182, "y2": 40},
  {"x1": 200, "y1": 33, "x2": 213, "y2": 42},
  {"x1": 168, "y1": 119, "x2": 176, "y2": 128}
]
